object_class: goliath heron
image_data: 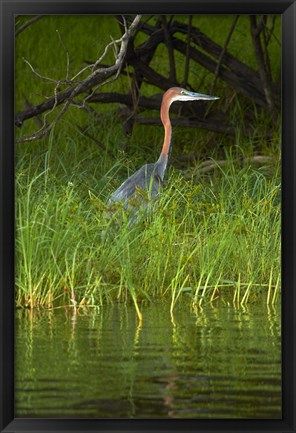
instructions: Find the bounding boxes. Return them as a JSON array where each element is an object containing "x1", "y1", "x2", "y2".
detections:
[{"x1": 108, "y1": 87, "x2": 219, "y2": 206}]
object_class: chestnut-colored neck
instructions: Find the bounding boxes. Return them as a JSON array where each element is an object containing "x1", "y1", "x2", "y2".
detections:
[{"x1": 160, "y1": 93, "x2": 173, "y2": 159}]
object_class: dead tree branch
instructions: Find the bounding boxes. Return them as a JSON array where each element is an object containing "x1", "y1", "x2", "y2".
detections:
[
  {"x1": 15, "y1": 15, "x2": 142, "y2": 142},
  {"x1": 250, "y1": 15, "x2": 277, "y2": 121},
  {"x1": 181, "y1": 15, "x2": 193, "y2": 88},
  {"x1": 127, "y1": 17, "x2": 279, "y2": 108},
  {"x1": 15, "y1": 15, "x2": 44, "y2": 36},
  {"x1": 185, "y1": 155, "x2": 274, "y2": 176},
  {"x1": 16, "y1": 15, "x2": 281, "y2": 143},
  {"x1": 161, "y1": 16, "x2": 177, "y2": 84},
  {"x1": 210, "y1": 15, "x2": 239, "y2": 95}
]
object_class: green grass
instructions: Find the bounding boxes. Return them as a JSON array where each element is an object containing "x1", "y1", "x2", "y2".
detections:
[
  {"x1": 15, "y1": 121, "x2": 281, "y2": 318},
  {"x1": 15, "y1": 15, "x2": 281, "y2": 319}
]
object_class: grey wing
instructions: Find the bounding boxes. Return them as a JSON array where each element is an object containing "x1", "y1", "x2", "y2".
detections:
[{"x1": 108, "y1": 164, "x2": 162, "y2": 204}]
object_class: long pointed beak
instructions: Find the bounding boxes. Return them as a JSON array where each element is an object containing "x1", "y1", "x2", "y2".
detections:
[{"x1": 186, "y1": 90, "x2": 219, "y2": 101}]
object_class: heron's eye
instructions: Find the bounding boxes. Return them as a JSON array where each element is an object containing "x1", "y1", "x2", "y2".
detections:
[{"x1": 180, "y1": 90, "x2": 185, "y2": 94}]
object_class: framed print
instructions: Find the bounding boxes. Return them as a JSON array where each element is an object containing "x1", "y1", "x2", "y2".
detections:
[{"x1": 1, "y1": 1, "x2": 295, "y2": 432}]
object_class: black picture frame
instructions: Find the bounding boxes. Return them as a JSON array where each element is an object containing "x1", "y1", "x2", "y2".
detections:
[{"x1": 1, "y1": 1, "x2": 295, "y2": 432}]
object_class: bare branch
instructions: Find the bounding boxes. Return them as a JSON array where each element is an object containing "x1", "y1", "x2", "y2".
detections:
[
  {"x1": 250, "y1": 15, "x2": 277, "y2": 121},
  {"x1": 16, "y1": 15, "x2": 280, "y2": 143},
  {"x1": 210, "y1": 15, "x2": 239, "y2": 95},
  {"x1": 126, "y1": 16, "x2": 279, "y2": 108},
  {"x1": 56, "y1": 29, "x2": 71, "y2": 82},
  {"x1": 183, "y1": 155, "x2": 275, "y2": 177},
  {"x1": 198, "y1": 155, "x2": 274, "y2": 173},
  {"x1": 15, "y1": 15, "x2": 44, "y2": 36},
  {"x1": 134, "y1": 115, "x2": 237, "y2": 136},
  {"x1": 15, "y1": 15, "x2": 142, "y2": 142},
  {"x1": 22, "y1": 57, "x2": 60, "y2": 84},
  {"x1": 161, "y1": 16, "x2": 177, "y2": 84},
  {"x1": 181, "y1": 15, "x2": 192, "y2": 88}
]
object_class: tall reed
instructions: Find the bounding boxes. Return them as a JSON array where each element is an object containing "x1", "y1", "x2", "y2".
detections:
[{"x1": 15, "y1": 133, "x2": 281, "y2": 316}]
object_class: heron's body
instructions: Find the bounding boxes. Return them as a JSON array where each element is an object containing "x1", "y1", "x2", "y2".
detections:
[
  {"x1": 108, "y1": 87, "x2": 219, "y2": 207},
  {"x1": 108, "y1": 162, "x2": 162, "y2": 204}
]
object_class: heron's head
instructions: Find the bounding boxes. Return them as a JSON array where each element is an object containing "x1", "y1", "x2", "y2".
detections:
[{"x1": 164, "y1": 87, "x2": 219, "y2": 106}]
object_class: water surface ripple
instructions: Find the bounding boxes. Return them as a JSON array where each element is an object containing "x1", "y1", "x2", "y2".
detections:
[{"x1": 15, "y1": 301, "x2": 281, "y2": 418}]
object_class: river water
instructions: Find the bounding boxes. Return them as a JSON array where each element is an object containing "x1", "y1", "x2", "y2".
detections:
[{"x1": 15, "y1": 300, "x2": 281, "y2": 418}]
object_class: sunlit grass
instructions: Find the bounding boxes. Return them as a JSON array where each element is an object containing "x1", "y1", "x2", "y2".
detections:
[
  {"x1": 15, "y1": 15, "x2": 281, "y2": 319},
  {"x1": 15, "y1": 124, "x2": 281, "y2": 318}
]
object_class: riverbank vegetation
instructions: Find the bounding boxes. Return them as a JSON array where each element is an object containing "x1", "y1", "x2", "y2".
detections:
[
  {"x1": 15, "y1": 124, "x2": 281, "y2": 318},
  {"x1": 15, "y1": 15, "x2": 281, "y2": 318}
]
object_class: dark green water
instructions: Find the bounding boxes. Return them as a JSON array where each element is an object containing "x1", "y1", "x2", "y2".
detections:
[{"x1": 15, "y1": 300, "x2": 281, "y2": 418}]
